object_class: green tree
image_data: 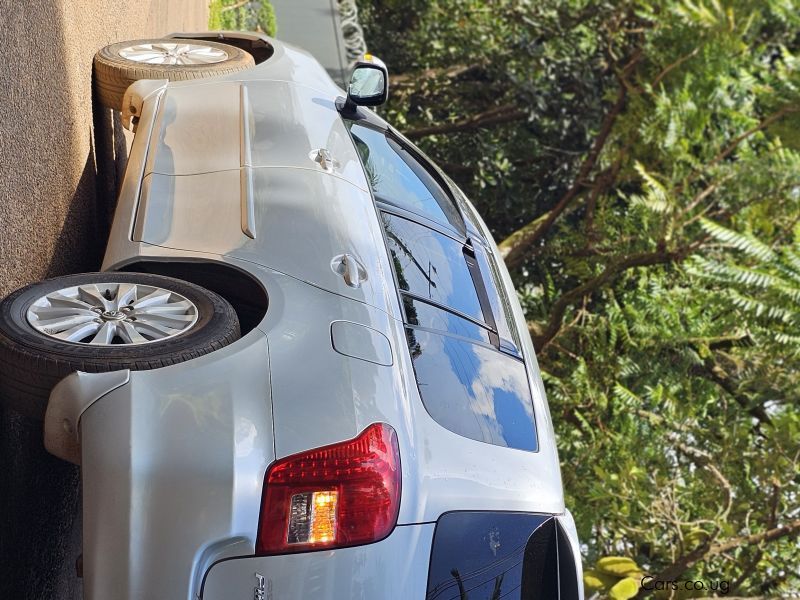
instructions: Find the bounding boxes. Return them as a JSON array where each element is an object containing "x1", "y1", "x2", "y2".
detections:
[
  {"x1": 359, "y1": 0, "x2": 800, "y2": 596},
  {"x1": 209, "y1": 0, "x2": 277, "y2": 36}
]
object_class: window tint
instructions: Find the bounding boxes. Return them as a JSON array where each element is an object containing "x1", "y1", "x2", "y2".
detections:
[
  {"x1": 426, "y1": 513, "x2": 579, "y2": 600},
  {"x1": 406, "y1": 327, "x2": 538, "y2": 451},
  {"x1": 383, "y1": 213, "x2": 484, "y2": 322},
  {"x1": 349, "y1": 123, "x2": 463, "y2": 230},
  {"x1": 403, "y1": 297, "x2": 493, "y2": 345}
]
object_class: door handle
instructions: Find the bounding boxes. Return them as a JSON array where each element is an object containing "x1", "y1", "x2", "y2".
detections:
[{"x1": 332, "y1": 253, "x2": 367, "y2": 288}]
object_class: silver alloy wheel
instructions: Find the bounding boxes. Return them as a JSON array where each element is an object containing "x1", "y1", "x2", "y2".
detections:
[
  {"x1": 26, "y1": 283, "x2": 199, "y2": 345},
  {"x1": 118, "y1": 42, "x2": 229, "y2": 66}
]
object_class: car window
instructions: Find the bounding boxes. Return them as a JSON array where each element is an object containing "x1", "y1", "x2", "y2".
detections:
[
  {"x1": 383, "y1": 212, "x2": 484, "y2": 322},
  {"x1": 406, "y1": 327, "x2": 538, "y2": 451},
  {"x1": 403, "y1": 297, "x2": 494, "y2": 346},
  {"x1": 355, "y1": 124, "x2": 538, "y2": 452},
  {"x1": 348, "y1": 122, "x2": 464, "y2": 231},
  {"x1": 426, "y1": 513, "x2": 578, "y2": 600}
]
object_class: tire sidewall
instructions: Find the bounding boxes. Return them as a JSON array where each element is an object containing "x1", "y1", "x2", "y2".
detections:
[{"x1": 0, "y1": 272, "x2": 231, "y2": 365}]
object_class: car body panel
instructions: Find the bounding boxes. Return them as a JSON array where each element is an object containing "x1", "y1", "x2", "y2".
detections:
[
  {"x1": 242, "y1": 261, "x2": 565, "y2": 524},
  {"x1": 80, "y1": 329, "x2": 273, "y2": 600},
  {"x1": 44, "y1": 369, "x2": 131, "y2": 464},
  {"x1": 201, "y1": 524, "x2": 434, "y2": 600},
  {"x1": 74, "y1": 255, "x2": 568, "y2": 599},
  {"x1": 145, "y1": 80, "x2": 366, "y2": 184},
  {"x1": 71, "y1": 32, "x2": 581, "y2": 600},
  {"x1": 131, "y1": 77, "x2": 396, "y2": 315}
]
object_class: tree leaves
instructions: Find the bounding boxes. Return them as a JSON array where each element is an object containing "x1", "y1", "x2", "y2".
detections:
[
  {"x1": 698, "y1": 218, "x2": 775, "y2": 261},
  {"x1": 358, "y1": 0, "x2": 800, "y2": 595}
]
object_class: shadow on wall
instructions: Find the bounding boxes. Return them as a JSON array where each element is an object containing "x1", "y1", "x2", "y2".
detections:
[
  {"x1": 47, "y1": 110, "x2": 127, "y2": 281},
  {"x1": 1, "y1": 4, "x2": 126, "y2": 600},
  {"x1": 0, "y1": 11, "x2": 129, "y2": 298}
]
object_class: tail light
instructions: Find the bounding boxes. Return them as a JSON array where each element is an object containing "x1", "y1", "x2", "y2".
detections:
[{"x1": 256, "y1": 423, "x2": 401, "y2": 555}]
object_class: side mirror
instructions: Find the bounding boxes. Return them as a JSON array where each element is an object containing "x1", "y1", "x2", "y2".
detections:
[{"x1": 343, "y1": 54, "x2": 388, "y2": 111}]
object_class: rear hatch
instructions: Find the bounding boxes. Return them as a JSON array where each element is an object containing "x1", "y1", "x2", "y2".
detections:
[{"x1": 426, "y1": 512, "x2": 580, "y2": 600}]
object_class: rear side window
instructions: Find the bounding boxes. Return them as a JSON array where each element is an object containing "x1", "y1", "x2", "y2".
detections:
[
  {"x1": 346, "y1": 119, "x2": 537, "y2": 452},
  {"x1": 383, "y1": 213, "x2": 484, "y2": 322},
  {"x1": 383, "y1": 214, "x2": 537, "y2": 451},
  {"x1": 407, "y1": 327, "x2": 538, "y2": 451}
]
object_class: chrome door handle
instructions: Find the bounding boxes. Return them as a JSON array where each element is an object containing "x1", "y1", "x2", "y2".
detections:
[
  {"x1": 331, "y1": 253, "x2": 367, "y2": 288},
  {"x1": 342, "y1": 254, "x2": 361, "y2": 287}
]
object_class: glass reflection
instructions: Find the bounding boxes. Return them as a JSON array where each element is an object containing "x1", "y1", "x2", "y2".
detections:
[
  {"x1": 426, "y1": 512, "x2": 553, "y2": 600},
  {"x1": 408, "y1": 327, "x2": 537, "y2": 452},
  {"x1": 349, "y1": 66, "x2": 385, "y2": 98},
  {"x1": 383, "y1": 213, "x2": 484, "y2": 321},
  {"x1": 404, "y1": 297, "x2": 492, "y2": 345},
  {"x1": 348, "y1": 123, "x2": 463, "y2": 230}
]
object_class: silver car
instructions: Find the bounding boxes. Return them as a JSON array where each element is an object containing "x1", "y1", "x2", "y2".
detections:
[{"x1": 0, "y1": 32, "x2": 583, "y2": 600}]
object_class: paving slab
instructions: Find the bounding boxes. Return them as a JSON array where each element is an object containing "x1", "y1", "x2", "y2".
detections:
[{"x1": 271, "y1": 0, "x2": 350, "y2": 87}]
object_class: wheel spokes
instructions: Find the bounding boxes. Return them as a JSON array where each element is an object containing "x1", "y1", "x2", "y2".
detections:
[
  {"x1": 53, "y1": 321, "x2": 101, "y2": 342},
  {"x1": 28, "y1": 305, "x2": 96, "y2": 320},
  {"x1": 89, "y1": 322, "x2": 116, "y2": 345},
  {"x1": 33, "y1": 314, "x2": 97, "y2": 334},
  {"x1": 78, "y1": 285, "x2": 113, "y2": 311},
  {"x1": 27, "y1": 281, "x2": 199, "y2": 346},
  {"x1": 115, "y1": 283, "x2": 138, "y2": 309},
  {"x1": 119, "y1": 42, "x2": 228, "y2": 66},
  {"x1": 133, "y1": 312, "x2": 196, "y2": 328},
  {"x1": 132, "y1": 289, "x2": 173, "y2": 309},
  {"x1": 46, "y1": 291, "x2": 95, "y2": 310},
  {"x1": 118, "y1": 321, "x2": 149, "y2": 344}
]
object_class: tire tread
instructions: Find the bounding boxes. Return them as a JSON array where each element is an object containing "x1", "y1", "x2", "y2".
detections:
[
  {"x1": 93, "y1": 38, "x2": 255, "y2": 110},
  {"x1": 0, "y1": 273, "x2": 241, "y2": 419}
]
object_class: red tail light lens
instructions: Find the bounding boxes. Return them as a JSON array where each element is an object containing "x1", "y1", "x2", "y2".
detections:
[{"x1": 256, "y1": 423, "x2": 401, "y2": 555}]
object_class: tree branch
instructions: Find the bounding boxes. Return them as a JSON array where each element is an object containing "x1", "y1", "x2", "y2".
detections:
[
  {"x1": 674, "y1": 442, "x2": 732, "y2": 520},
  {"x1": 528, "y1": 247, "x2": 688, "y2": 351},
  {"x1": 650, "y1": 47, "x2": 700, "y2": 88},
  {"x1": 498, "y1": 73, "x2": 631, "y2": 270},
  {"x1": 389, "y1": 63, "x2": 486, "y2": 88},
  {"x1": 715, "y1": 519, "x2": 800, "y2": 555},
  {"x1": 221, "y1": 0, "x2": 249, "y2": 12},
  {"x1": 404, "y1": 104, "x2": 528, "y2": 139},
  {"x1": 675, "y1": 105, "x2": 800, "y2": 196},
  {"x1": 692, "y1": 352, "x2": 773, "y2": 427},
  {"x1": 653, "y1": 518, "x2": 800, "y2": 584}
]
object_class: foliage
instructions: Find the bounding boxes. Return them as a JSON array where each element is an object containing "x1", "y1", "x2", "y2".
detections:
[
  {"x1": 358, "y1": 0, "x2": 800, "y2": 596},
  {"x1": 208, "y1": 0, "x2": 277, "y2": 36}
]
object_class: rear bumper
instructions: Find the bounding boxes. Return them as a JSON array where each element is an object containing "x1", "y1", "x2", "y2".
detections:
[
  {"x1": 200, "y1": 523, "x2": 435, "y2": 599},
  {"x1": 200, "y1": 512, "x2": 584, "y2": 600},
  {"x1": 78, "y1": 330, "x2": 274, "y2": 600}
]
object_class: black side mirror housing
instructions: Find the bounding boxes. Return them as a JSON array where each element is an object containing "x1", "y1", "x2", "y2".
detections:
[{"x1": 339, "y1": 54, "x2": 389, "y2": 115}]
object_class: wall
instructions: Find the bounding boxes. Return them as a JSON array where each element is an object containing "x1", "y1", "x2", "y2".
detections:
[{"x1": 0, "y1": 2, "x2": 208, "y2": 598}]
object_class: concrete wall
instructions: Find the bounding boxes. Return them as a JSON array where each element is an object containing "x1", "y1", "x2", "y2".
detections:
[
  {"x1": 0, "y1": 2, "x2": 207, "y2": 598},
  {"x1": 0, "y1": 1, "x2": 207, "y2": 297}
]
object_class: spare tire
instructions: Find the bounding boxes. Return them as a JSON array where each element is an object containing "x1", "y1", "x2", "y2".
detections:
[
  {"x1": 0, "y1": 272, "x2": 241, "y2": 419},
  {"x1": 93, "y1": 38, "x2": 255, "y2": 111}
]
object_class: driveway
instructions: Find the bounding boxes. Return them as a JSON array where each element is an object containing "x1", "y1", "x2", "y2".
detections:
[{"x1": 0, "y1": 2, "x2": 207, "y2": 598}]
